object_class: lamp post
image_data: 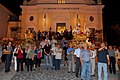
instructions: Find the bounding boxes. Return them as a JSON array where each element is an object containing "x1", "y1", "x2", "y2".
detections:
[{"x1": 43, "y1": 13, "x2": 46, "y2": 31}]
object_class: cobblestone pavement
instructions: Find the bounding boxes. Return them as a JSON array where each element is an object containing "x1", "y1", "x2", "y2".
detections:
[{"x1": 0, "y1": 62, "x2": 120, "y2": 80}]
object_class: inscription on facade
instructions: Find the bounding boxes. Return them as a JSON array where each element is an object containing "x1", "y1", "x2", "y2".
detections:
[{"x1": 43, "y1": 8, "x2": 79, "y2": 10}]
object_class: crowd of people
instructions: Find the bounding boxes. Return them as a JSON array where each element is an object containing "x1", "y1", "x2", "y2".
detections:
[{"x1": 0, "y1": 29, "x2": 120, "y2": 80}]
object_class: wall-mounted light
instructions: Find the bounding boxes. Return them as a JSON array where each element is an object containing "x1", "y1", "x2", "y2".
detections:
[
  {"x1": 44, "y1": 14, "x2": 46, "y2": 21},
  {"x1": 76, "y1": 14, "x2": 80, "y2": 28},
  {"x1": 43, "y1": 18, "x2": 46, "y2": 21},
  {"x1": 43, "y1": 13, "x2": 46, "y2": 30}
]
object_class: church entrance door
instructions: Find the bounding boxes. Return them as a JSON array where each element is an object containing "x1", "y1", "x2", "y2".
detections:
[{"x1": 56, "y1": 23, "x2": 66, "y2": 33}]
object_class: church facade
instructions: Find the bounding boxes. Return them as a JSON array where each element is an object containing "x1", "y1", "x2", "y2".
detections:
[{"x1": 20, "y1": 0, "x2": 103, "y2": 39}]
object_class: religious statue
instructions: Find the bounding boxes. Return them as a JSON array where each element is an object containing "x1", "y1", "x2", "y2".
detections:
[
  {"x1": 72, "y1": 27, "x2": 80, "y2": 35},
  {"x1": 71, "y1": 27, "x2": 87, "y2": 48}
]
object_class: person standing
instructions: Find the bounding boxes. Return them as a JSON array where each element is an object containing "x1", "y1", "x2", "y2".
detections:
[
  {"x1": 55, "y1": 44, "x2": 62, "y2": 70},
  {"x1": 26, "y1": 45, "x2": 34, "y2": 71},
  {"x1": 0, "y1": 43, "x2": 2, "y2": 64},
  {"x1": 108, "y1": 45, "x2": 116, "y2": 74},
  {"x1": 45, "y1": 36, "x2": 51, "y2": 45},
  {"x1": 61, "y1": 37, "x2": 68, "y2": 48},
  {"x1": 40, "y1": 39, "x2": 46, "y2": 49},
  {"x1": 50, "y1": 36, "x2": 57, "y2": 48},
  {"x1": 80, "y1": 43, "x2": 92, "y2": 80},
  {"x1": 40, "y1": 39, "x2": 45, "y2": 59},
  {"x1": 3, "y1": 42, "x2": 13, "y2": 73},
  {"x1": 13, "y1": 45, "x2": 18, "y2": 71},
  {"x1": 44, "y1": 41, "x2": 52, "y2": 70},
  {"x1": 50, "y1": 36, "x2": 57, "y2": 68},
  {"x1": 97, "y1": 42, "x2": 110, "y2": 80},
  {"x1": 67, "y1": 44, "x2": 75, "y2": 73},
  {"x1": 16, "y1": 45, "x2": 24, "y2": 72},
  {"x1": 51, "y1": 43, "x2": 57, "y2": 69},
  {"x1": 114, "y1": 46, "x2": 120, "y2": 71},
  {"x1": 37, "y1": 45, "x2": 43, "y2": 67},
  {"x1": 74, "y1": 44, "x2": 82, "y2": 77},
  {"x1": 63, "y1": 43, "x2": 69, "y2": 66},
  {"x1": 90, "y1": 44, "x2": 97, "y2": 76},
  {"x1": 33, "y1": 45, "x2": 38, "y2": 70},
  {"x1": 1, "y1": 44, "x2": 6, "y2": 63}
]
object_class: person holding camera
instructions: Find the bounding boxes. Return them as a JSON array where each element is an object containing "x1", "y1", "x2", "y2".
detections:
[
  {"x1": 97, "y1": 42, "x2": 110, "y2": 80},
  {"x1": 15, "y1": 45, "x2": 24, "y2": 72}
]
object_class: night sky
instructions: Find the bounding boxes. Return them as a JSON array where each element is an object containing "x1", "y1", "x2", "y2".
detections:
[
  {"x1": 0, "y1": 0, "x2": 23, "y2": 17},
  {"x1": 0, "y1": 0, "x2": 120, "y2": 46}
]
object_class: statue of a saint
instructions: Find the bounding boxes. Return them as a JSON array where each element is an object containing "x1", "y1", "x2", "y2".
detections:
[{"x1": 72, "y1": 27, "x2": 80, "y2": 34}]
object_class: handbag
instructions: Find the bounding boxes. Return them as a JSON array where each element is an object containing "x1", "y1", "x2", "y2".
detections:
[
  {"x1": 37, "y1": 52, "x2": 42, "y2": 59},
  {"x1": 14, "y1": 53, "x2": 18, "y2": 56}
]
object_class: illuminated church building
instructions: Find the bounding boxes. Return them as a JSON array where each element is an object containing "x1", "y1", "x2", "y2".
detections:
[{"x1": 20, "y1": 0, "x2": 103, "y2": 39}]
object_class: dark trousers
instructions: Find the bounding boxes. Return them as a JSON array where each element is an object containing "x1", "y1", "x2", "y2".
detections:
[
  {"x1": 1, "y1": 54, "x2": 6, "y2": 62},
  {"x1": 55, "y1": 59, "x2": 61, "y2": 70},
  {"x1": 41, "y1": 48, "x2": 44, "y2": 59},
  {"x1": 33, "y1": 56, "x2": 38, "y2": 67},
  {"x1": 38, "y1": 58, "x2": 41, "y2": 67},
  {"x1": 75, "y1": 57, "x2": 81, "y2": 76},
  {"x1": 52, "y1": 55, "x2": 55, "y2": 67},
  {"x1": 17, "y1": 58, "x2": 23, "y2": 72},
  {"x1": 5, "y1": 54, "x2": 12, "y2": 72},
  {"x1": 109, "y1": 56, "x2": 116, "y2": 74},
  {"x1": 26, "y1": 58, "x2": 33, "y2": 71}
]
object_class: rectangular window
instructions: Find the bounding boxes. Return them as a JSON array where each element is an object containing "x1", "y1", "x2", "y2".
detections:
[
  {"x1": 58, "y1": 0, "x2": 65, "y2": 4},
  {"x1": 56, "y1": 23, "x2": 66, "y2": 33}
]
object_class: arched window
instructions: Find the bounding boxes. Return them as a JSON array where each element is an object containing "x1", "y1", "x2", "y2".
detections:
[{"x1": 58, "y1": 0, "x2": 65, "y2": 4}]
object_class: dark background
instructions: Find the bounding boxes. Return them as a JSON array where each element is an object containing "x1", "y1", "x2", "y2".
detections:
[{"x1": 0, "y1": 0, "x2": 120, "y2": 46}]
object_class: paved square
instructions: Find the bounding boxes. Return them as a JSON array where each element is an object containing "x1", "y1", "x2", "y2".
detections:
[{"x1": 0, "y1": 62, "x2": 119, "y2": 80}]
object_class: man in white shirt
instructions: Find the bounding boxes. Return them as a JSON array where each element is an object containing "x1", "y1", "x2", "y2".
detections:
[
  {"x1": 74, "y1": 44, "x2": 82, "y2": 77},
  {"x1": 45, "y1": 36, "x2": 50, "y2": 45},
  {"x1": 51, "y1": 43, "x2": 57, "y2": 69},
  {"x1": 90, "y1": 44, "x2": 97, "y2": 76},
  {"x1": 40, "y1": 39, "x2": 45, "y2": 49},
  {"x1": 50, "y1": 36, "x2": 57, "y2": 48}
]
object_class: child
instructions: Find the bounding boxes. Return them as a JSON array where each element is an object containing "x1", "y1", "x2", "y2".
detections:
[{"x1": 37, "y1": 45, "x2": 43, "y2": 67}]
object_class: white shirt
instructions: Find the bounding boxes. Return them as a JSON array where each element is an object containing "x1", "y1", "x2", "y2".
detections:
[
  {"x1": 50, "y1": 40, "x2": 57, "y2": 48},
  {"x1": 55, "y1": 48, "x2": 62, "y2": 59},
  {"x1": 40, "y1": 41, "x2": 45, "y2": 48},
  {"x1": 74, "y1": 48, "x2": 81, "y2": 58},
  {"x1": 90, "y1": 49, "x2": 97, "y2": 59},
  {"x1": 45, "y1": 39, "x2": 50, "y2": 45},
  {"x1": 51, "y1": 47, "x2": 57, "y2": 55}
]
